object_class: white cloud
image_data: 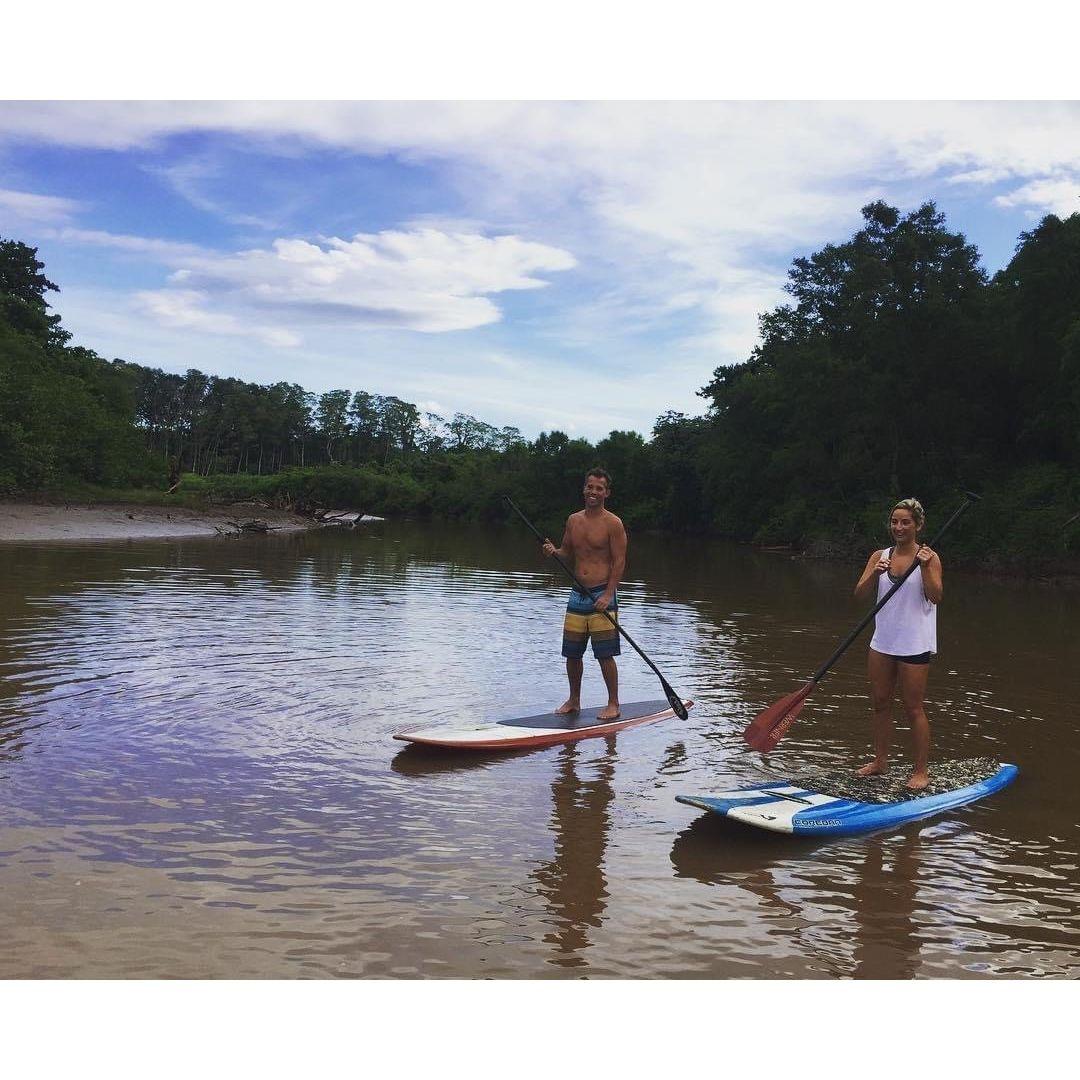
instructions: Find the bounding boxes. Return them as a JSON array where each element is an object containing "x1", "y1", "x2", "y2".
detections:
[
  {"x1": 392, "y1": 352, "x2": 702, "y2": 438},
  {"x1": 5, "y1": 103, "x2": 1080, "y2": 234},
  {"x1": 148, "y1": 156, "x2": 278, "y2": 228},
  {"x1": 994, "y1": 178, "x2": 1080, "y2": 218},
  {"x1": 0, "y1": 186, "x2": 82, "y2": 224},
  {"x1": 7, "y1": 103, "x2": 1080, "y2": 322},
  {"x1": 482, "y1": 353, "x2": 526, "y2": 372},
  {"x1": 688, "y1": 269, "x2": 791, "y2": 360},
  {"x1": 110, "y1": 225, "x2": 574, "y2": 347},
  {"x1": 134, "y1": 289, "x2": 301, "y2": 348},
  {"x1": 48, "y1": 227, "x2": 207, "y2": 263},
  {"x1": 945, "y1": 167, "x2": 1015, "y2": 186},
  {"x1": 165, "y1": 228, "x2": 576, "y2": 333}
]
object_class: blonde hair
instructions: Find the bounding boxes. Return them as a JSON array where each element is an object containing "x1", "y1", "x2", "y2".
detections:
[{"x1": 891, "y1": 497, "x2": 925, "y2": 529}]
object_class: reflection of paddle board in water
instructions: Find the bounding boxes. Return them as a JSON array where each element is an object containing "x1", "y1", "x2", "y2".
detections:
[
  {"x1": 676, "y1": 758, "x2": 1017, "y2": 837},
  {"x1": 394, "y1": 698, "x2": 693, "y2": 750}
]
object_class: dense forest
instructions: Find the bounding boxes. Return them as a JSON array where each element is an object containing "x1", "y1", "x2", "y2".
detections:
[{"x1": 2, "y1": 201, "x2": 1079, "y2": 569}]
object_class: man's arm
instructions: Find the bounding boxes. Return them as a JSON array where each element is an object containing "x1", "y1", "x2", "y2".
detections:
[
  {"x1": 542, "y1": 516, "x2": 575, "y2": 560},
  {"x1": 596, "y1": 516, "x2": 627, "y2": 610}
]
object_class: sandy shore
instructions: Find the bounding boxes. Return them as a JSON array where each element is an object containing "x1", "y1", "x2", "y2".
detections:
[{"x1": 0, "y1": 501, "x2": 314, "y2": 543}]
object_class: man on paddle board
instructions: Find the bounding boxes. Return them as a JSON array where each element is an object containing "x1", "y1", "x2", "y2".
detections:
[
  {"x1": 853, "y1": 497, "x2": 942, "y2": 791},
  {"x1": 542, "y1": 468, "x2": 627, "y2": 720}
]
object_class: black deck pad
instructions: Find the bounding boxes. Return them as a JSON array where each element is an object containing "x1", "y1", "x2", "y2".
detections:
[
  {"x1": 500, "y1": 699, "x2": 671, "y2": 730},
  {"x1": 789, "y1": 756, "x2": 1003, "y2": 804}
]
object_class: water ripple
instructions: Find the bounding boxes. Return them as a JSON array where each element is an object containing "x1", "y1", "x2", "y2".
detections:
[{"x1": 0, "y1": 524, "x2": 1076, "y2": 977}]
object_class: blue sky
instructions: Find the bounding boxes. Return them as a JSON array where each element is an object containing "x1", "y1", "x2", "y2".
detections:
[{"x1": 3, "y1": 101, "x2": 1080, "y2": 440}]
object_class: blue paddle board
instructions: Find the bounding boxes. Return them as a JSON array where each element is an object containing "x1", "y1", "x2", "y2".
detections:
[{"x1": 676, "y1": 759, "x2": 1018, "y2": 837}]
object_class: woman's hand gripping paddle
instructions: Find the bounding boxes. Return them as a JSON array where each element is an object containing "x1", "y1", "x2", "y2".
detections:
[
  {"x1": 503, "y1": 495, "x2": 689, "y2": 721},
  {"x1": 743, "y1": 492, "x2": 981, "y2": 752}
]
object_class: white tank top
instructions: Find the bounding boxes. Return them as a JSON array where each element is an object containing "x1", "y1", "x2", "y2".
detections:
[{"x1": 869, "y1": 547, "x2": 937, "y2": 657}]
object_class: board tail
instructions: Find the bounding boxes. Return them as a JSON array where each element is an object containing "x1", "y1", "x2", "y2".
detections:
[{"x1": 743, "y1": 680, "x2": 814, "y2": 752}]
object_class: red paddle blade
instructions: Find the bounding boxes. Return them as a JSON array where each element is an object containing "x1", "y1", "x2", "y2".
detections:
[{"x1": 743, "y1": 680, "x2": 815, "y2": 752}]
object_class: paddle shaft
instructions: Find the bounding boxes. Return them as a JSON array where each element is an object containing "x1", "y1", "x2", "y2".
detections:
[
  {"x1": 809, "y1": 491, "x2": 981, "y2": 686},
  {"x1": 503, "y1": 495, "x2": 687, "y2": 719}
]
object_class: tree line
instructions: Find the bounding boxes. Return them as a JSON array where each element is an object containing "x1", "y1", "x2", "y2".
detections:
[
  {"x1": 2, "y1": 202, "x2": 1079, "y2": 569},
  {"x1": 132, "y1": 369, "x2": 528, "y2": 477}
]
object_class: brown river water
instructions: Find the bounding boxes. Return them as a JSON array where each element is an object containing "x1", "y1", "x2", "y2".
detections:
[{"x1": 0, "y1": 520, "x2": 1077, "y2": 979}]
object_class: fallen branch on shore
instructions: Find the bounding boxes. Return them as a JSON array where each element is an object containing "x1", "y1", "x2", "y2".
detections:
[{"x1": 214, "y1": 519, "x2": 279, "y2": 537}]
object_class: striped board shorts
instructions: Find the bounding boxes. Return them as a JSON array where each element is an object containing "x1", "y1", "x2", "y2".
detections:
[{"x1": 562, "y1": 585, "x2": 620, "y2": 660}]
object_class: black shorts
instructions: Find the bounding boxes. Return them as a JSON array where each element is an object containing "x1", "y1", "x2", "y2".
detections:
[{"x1": 892, "y1": 651, "x2": 932, "y2": 665}]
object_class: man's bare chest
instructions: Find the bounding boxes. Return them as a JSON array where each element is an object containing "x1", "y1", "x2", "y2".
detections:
[{"x1": 571, "y1": 518, "x2": 611, "y2": 552}]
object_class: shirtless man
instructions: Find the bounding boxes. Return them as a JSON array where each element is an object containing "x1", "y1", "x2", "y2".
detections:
[{"x1": 542, "y1": 468, "x2": 627, "y2": 720}]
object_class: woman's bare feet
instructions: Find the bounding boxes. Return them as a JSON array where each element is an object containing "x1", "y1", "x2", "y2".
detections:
[
  {"x1": 856, "y1": 760, "x2": 888, "y2": 777},
  {"x1": 553, "y1": 700, "x2": 580, "y2": 715},
  {"x1": 905, "y1": 771, "x2": 929, "y2": 792},
  {"x1": 597, "y1": 703, "x2": 621, "y2": 721}
]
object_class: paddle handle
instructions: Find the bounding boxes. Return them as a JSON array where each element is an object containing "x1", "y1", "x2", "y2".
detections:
[
  {"x1": 503, "y1": 495, "x2": 688, "y2": 720},
  {"x1": 810, "y1": 491, "x2": 981, "y2": 684}
]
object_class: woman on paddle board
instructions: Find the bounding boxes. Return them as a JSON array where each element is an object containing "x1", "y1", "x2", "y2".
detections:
[{"x1": 853, "y1": 498, "x2": 942, "y2": 791}]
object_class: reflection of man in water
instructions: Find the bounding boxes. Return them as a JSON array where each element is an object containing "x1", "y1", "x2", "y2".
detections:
[
  {"x1": 542, "y1": 469, "x2": 627, "y2": 720},
  {"x1": 531, "y1": 741, "x2": 616, "y2": 968}
]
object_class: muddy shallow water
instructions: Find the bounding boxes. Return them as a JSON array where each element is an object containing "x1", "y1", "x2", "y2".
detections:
[{"x1": 1, "y1": 521, "x2": 1076, "y2": 978}]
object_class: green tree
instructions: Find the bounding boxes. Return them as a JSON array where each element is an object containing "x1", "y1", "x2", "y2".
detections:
[
  {"x1": 700, "y1": 201, "x2": 992, "y2": 540},
  {"x1": 447, "y1": 412, "x2": 498, "y2": 451},
  {"x1": 0, "y1": 238, "x2": 70, "y2": 347},
  {"x1": 991, "y1": 212, "x2": 1080, "y2": 463},
  {"x1": 316, "y1": 390, "x2": 351, "y2": 464}
]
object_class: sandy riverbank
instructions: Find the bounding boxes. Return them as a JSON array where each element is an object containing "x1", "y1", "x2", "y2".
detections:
[{"x1": 0, "y1": 501, "x2": 314, "y2": 543}]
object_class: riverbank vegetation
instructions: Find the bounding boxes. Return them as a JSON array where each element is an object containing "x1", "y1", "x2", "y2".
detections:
[{"x1": 3, "y1": 202, "x2": 1079, "y2": 572}]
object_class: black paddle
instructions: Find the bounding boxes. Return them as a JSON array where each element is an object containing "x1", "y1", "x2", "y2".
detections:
[
  {"x1": 503, "y1": 495, "x2": 689, "y2": 721},
  {"x1": 743, "y1": 491, "x2": 981, "y2": 753}
]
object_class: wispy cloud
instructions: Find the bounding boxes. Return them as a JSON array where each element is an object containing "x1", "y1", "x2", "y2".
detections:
[
  {"x1": 148, "y1": 156, "x2": 279, "y2": 229},
  {"x1": 0, "y1": 186, "x2": 82, "y2": 224},
  {"x1": 482, "y1": 352, "x2": 527, "y2": 372},
  {"x1": 134, "y1": 288, "x2": 301, "y2": 348},
  {"x1": 47, "y1": 227, "x2": 208, "y2": 263}
]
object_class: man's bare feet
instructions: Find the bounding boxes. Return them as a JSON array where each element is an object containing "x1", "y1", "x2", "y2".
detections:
[
  {"x1": 856, "y1": 760, "x2": 888, "y2": 777},
  {"x1": 597, "y1": 704, "x2": 621, "y2": 721},
  {"x1": 553, "y1": 700, "x2": 580, "y2": 715},
  {"x1": 905, "y1": 772, "x2": 929, "y2": 792}
]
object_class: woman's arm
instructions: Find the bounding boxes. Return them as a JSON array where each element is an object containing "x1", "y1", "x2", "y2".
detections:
[
  {"x1": 918, "y1": 547, "x2": 943, "y2": 604},
  {"x1": 854, "y1": 549, "x2": 888, "y2": 602}
]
